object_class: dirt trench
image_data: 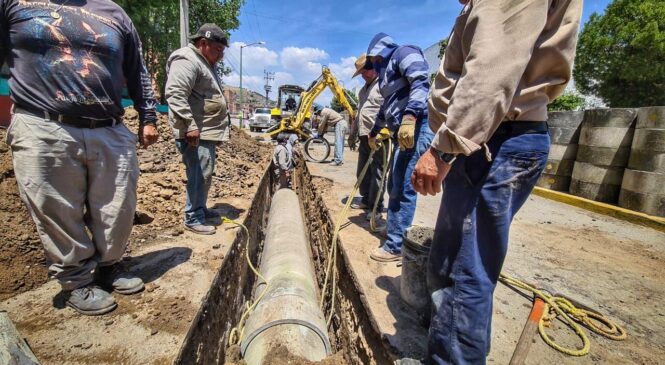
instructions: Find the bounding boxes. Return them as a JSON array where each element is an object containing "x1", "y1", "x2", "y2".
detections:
[{"x1": 176, "y1": 153, "x2": 393, "y2": 364}]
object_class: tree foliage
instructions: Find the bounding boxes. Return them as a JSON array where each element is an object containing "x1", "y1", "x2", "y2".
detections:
[
  {"x1": 115, "y1": 0, "x2": 244, "y2": 100},
  {"x1": 331, "y1": 89, "x2": 359, "y2": 113},
  {"x1": 548, "y1": 91, "x2": 585, "y2": 111},
  {"x1": 574, "y1": 0, "x2": 665, "y2": 107}
]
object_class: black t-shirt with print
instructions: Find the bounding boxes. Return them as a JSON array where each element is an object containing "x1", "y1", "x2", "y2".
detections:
[{"x1": 0, "y1": 0, "x2": 156, "y2": 123}]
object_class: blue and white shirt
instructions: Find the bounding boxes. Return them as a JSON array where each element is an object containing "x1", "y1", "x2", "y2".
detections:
[{"x1": 366, "y1": 33, "x2": 430, "y2": 137}]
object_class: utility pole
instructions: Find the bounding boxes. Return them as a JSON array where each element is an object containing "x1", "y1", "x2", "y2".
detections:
[
  {"x1": 179, "y1": 0, "x2": 189, "y2": 48},
  {"x1": 264, "y1": 70, "x2": 274, "y2": 107},
  {"x1": 239, "y1": 41, "x2": 265, "y2": 129}
]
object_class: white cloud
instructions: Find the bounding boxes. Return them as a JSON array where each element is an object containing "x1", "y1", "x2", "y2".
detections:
[
  {"x1": 221, "y1": 44, "x2": 365, "y2": 108},
  {"x1": 226, "y1": 42, "x2": 279, "y2": 75},
  {"x1": 280, "y1": 46, "x2": 329, "y2": 82}
]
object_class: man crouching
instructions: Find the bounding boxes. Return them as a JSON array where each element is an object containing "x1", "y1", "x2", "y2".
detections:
[{"x1": 166, "y1": 24, "x2": 229, "y2": 235}]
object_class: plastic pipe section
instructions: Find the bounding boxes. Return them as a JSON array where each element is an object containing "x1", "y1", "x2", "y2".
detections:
[{"x1": 240, "y1": 189, "x2": 331, "y2": 364}]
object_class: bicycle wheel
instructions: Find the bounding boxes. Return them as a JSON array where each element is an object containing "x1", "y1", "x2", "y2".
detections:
[{"x1": 303, "y1": 137, "x2": 331, "y2": 162}]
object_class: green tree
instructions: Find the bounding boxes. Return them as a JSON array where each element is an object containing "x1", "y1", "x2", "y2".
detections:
[
  {"x1": 331, "y1": 89, "x2": 359, "y2": 113},
  {"x1": 548, "y1": 91, "x2": 585, "y2": 111},
  {"x1": 115, "y1": 0, "x2": 244, "y2": 100},
  {"x1": 574, "y1": 0, "x2": 665, "y2": 107},
  {"x1": 438, "y1": 38, "x2": 448, "y2": 59}
]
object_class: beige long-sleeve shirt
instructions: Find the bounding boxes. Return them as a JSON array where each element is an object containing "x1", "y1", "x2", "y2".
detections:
[
  {"x1": 316, "y1": 107, "x2": 345, "y2": 135},
  {"x1": 354, "y1": 78, "x2": 383, "y2": 137},
  {"x1": 428, "y1": 0, "x2": 582, "y2": 156}
]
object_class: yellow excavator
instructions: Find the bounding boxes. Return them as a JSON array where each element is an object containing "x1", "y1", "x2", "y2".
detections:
[{"x1": 264, "y1": 66, "x2": 356, "y2": 162}]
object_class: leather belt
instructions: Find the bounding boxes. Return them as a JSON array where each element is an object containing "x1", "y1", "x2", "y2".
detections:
[
  {"x1": 495, "y1": 121, "x2": 548, "y2": 136},
  {"x1": 14, "y1": 105, "x2": 121, "y2": 129}
]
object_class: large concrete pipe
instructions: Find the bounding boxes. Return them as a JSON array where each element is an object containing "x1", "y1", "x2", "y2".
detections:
[{"x1": 240, "y1": 189, "x2": 331, "y2": 364}]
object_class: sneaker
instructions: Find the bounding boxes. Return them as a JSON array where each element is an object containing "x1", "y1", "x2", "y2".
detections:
[
  {"x1": 64, "y1": 285, "x2": 117, "y2": 316},
  {"x1": 97, "y1": 263, "x2": 145, "y2": 295},
  {"x1": 334, "y1": 161, "x2": 344, "y2": 166},
  {"x1": 370, "y1": 221, "x2": 387, "y2": 233},
  {"x1": 366, "y1": 211, "x2": 383, "y2": 221},
  {"x1": 395, "y1": 359, "x2": 423, "y2": 365},
  {"x1": 350, "y1": 201, "x2": 369, "y2": 210},
  {"x1": 185, "y1": 223, "x2": 216, "y2": 235},
  {"x1": 370, "y1": 247, "x2": 401, "y2": 262}
]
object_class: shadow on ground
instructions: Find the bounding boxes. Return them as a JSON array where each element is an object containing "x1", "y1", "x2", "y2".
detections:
[
  {"x1": 376, "y1": 274, "x2": 428, "y2": 359},
  {"x1": 52, "y1": 247, "x2": 193, "y2": 309}
]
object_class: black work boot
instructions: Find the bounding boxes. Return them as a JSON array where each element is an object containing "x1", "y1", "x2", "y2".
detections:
[
  {"x1": 64, "y1": 284, "x2": 117, "y2": 316},
  {"x1": 97, "y1": 263, "x2": 145, "y2": 295}
]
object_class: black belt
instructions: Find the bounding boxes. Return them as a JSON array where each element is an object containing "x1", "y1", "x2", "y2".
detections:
[
  {"x1": 14, "y1": 105, "x2": 121, "y2": 129},
  {"x1": 495, "y1": 121, "x2": 548, "y2": 136}
]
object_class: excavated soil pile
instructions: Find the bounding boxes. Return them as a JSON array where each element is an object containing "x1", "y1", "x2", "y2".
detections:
[
  {"x1": 124, "y1": 108, "x2": 272, "y2": 243},
  {"x1": 224, "y1": 345, "x2": 347, "y2": 365},
  {"x1": 0, "y1": 109, "x2": 271, "y2": 300},
  {"x1": 0, "y1": 130, "x2": 46, "y2": 300}
]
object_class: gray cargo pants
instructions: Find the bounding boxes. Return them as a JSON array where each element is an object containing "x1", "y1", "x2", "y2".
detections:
[{"x1": 6, "y1": 112, "x2": 139, "y2": 290}]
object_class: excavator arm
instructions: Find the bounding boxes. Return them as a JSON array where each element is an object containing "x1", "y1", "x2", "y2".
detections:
[{"x1": 266, "y1": 66, "x2": 356, "y2": 139}]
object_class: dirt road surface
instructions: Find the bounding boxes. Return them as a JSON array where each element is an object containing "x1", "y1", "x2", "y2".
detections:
[
  {"x1": 307, "y1": 145, "x2": 665, "y2": 365},
  {"x1": 0, "y1": 114, "x2": 272, "y2": 364}
]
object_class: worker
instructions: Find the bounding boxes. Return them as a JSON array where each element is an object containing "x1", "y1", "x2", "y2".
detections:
[
  {"x1": 364, "y1": 33, "x2": 433, "y2": 262},
  {"x1": 349, "y1": 53, "x2": 386, "y2": 225},
  {"x1": 409, "y1": 1, "x2": 583, "y2": 364},
  {"x1": 285, "y1": 95, "x2": 297, "y2": 111},
  {"x1": 1, "y1": 0, "x2": 158, "y2": 315},
  {"x1": 273, "y1": 133, "x2": 292, "y2": 189},
  {"x1": 165, "y1": 24, "x2": 228, "y2": 236},
  {"x1": 314, "y1": 105, "x2": 347, "y2": 166}
]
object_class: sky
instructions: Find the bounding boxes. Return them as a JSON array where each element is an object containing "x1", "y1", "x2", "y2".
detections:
[{"x1": 223, "y1": 0, "x2": 613, "y2": 106}]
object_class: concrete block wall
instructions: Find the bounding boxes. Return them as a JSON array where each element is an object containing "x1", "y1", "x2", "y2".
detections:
[{"x1": 540, "y1": 107, "x2": 665, "y2": 218}]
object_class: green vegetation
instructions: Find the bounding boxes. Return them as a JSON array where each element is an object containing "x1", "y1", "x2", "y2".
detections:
[
  {"x1": 331, "y1": 89, "x2": 359, "y2": 113},
  {"x1": 574, "y1": 0, "x2": 665, "y2": 107},
  {"x1": 548, "y1": 91, "x2": 585, "y2": 111},
  {"x1": 115, "y1": 0, "x2": 244, "y2": 100}
]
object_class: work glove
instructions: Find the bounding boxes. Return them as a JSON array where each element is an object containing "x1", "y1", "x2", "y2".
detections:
[
  {"x1": 397, "y1": 115, "x2": 416, "y2": 151},
  {"x1": 369, "y1": 128, "x2": 391, "y2": 150}
]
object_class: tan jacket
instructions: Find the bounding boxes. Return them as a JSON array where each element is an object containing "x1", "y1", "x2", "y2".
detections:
[
  {"x1": 166, "y1": 44, "x2": 228, "y2": 141},
  {"x1": 316, "y1": 107, "x2": 345, "y2": 135},
  {"x1": 354, "y1": 78, "x2": 383, "y2": 137},
  {"x1": 428, "y1": 0, "x2": 582, "y2": 156}
]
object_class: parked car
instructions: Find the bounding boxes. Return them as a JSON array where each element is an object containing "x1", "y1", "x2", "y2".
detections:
[{"x1": 249, "y1": 108, "x2": 273, "y2": 132}]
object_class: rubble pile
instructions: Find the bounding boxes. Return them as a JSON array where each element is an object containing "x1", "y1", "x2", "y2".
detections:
[{"x1": 0, "y1": 109, "x2": 271, "y2": 299}]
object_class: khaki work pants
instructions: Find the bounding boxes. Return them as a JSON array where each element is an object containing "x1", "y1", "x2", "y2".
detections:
[{"x1": 6, "y1": 112, "x2": 139, "y2": 290}]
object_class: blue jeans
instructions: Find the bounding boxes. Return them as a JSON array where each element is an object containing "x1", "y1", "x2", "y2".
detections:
[
  {"x1": 175, "y1": 139, "x2": 217, "y2": 226},
  {"x1": 426, "y1": 130, "x2": 550, "y2": 365},
  {"x1": 384, "y1": 120, "x2": 434, "y2": 254},
  {"x1": 334, "y1": 120, "x2": 348, "y2": 164}
]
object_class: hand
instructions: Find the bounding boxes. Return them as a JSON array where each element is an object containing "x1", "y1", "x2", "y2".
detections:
[
  {"x1": 368, "y1": 136, "x2": 379, "y2": 151},
  {"x1": 139, "y1": 123, "x2": 159, "y2": 148},
  {"x1": 398, "y1": 115, "x2": 416, "y2": 151},
  {"x1": 186, "y1": 129, "x2": 200, "y2": 146},
  {"x1": 411, "y1": 148, "x2": 452, "y2": 196}
]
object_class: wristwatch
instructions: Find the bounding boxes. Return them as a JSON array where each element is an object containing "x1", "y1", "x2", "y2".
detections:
[{"x1": 432, "y1": 148, "x2": 457, "y2": 165}]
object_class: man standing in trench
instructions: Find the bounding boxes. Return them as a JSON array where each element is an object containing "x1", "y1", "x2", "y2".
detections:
[
  {"x1": 410, "y1": 0, "x2": 583, "y2": 363},
  {"x1": 349, "y1": 53, "x2": 386, "y2": 225},
  {"x1": 166, "y1": 24, "x2": 229, "y2": 235},
  {"x1": 364, "y1": 33, "x2": 433, "y2": 262},
  {"x1": 1, "y1": 0, "x2": 159, "y2": 315}
]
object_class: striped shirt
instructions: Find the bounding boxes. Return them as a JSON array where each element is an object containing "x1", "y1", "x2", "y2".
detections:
[{"x1": 366, "y1": 33, "x2": 430, "y2": 137}]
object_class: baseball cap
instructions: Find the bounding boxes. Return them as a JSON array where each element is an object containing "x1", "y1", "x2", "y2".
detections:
[{"x1": 190, "y1": 23, "x2": 229, "y2": 47}]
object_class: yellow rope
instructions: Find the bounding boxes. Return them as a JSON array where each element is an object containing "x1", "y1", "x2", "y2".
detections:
[
  {"x1": 370, "y1": 140, "x2": 393, "y2": 232},
  {"x1": 499, "y1": 272, "x2": 627, "y2": 357},
  {"x1": 226, "y1": 218, "x2": 270, "y2": 347},
  {"x1": 320, "y1": 141, "x2": 384, "y2": 326}
]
